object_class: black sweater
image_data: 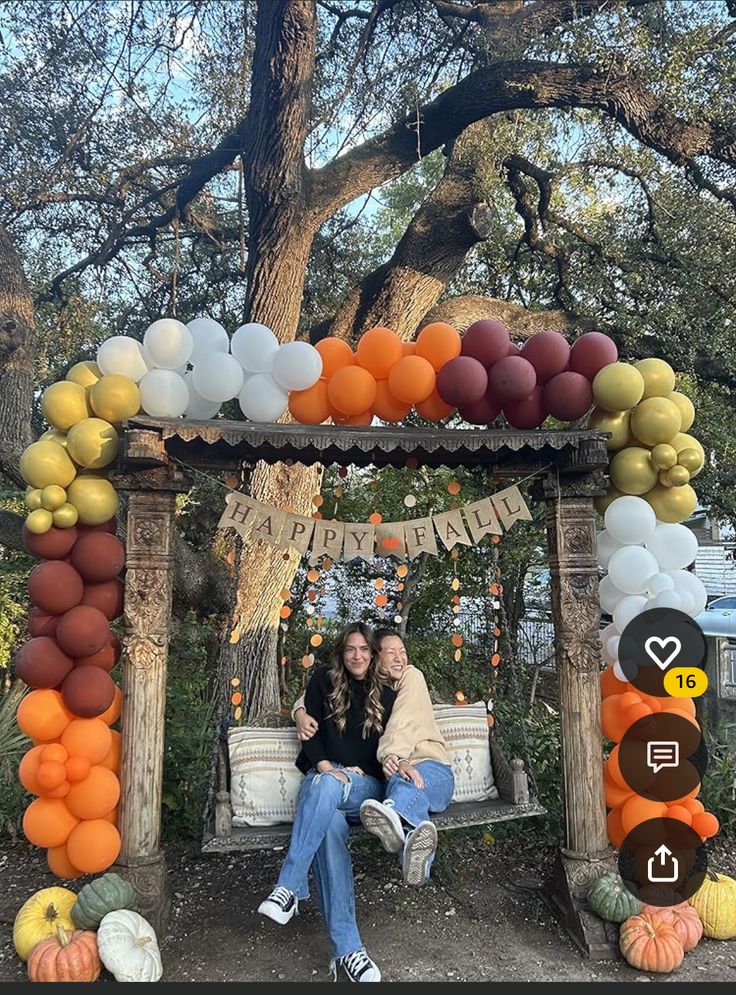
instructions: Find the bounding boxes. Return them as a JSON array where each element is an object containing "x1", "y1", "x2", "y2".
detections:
[{"x1": 296, "y1": 666, "x2": 396, "y2": 781}]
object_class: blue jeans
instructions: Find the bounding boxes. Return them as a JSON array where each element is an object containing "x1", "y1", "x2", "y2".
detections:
[
  {"x1": 276, "y1": 767, "x2": 383, "y2": 959},
  {"x1": 386, "y1": 760, "x2": 455, "y2": 827}
]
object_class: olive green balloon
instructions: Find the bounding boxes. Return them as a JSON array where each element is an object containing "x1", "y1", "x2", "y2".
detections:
[
  {"x1": 672, "y1": 433, "x2": 705, "y2": 477},
  {"x1": 651, "y1": 443, "x2": 678, "y2": 470},
  {"x1": 610, "y1": 446, "x2": 658, "y2": 496},
  {"x1": 668, "y1": 391, "x2": 695, "y2": 432},
  {"x1": 587, "y1": 407, "x2": 632, "y2": 450},
  {"x1": 658, "y1": 470, "x2": 674, "y2": 488},
  {"x1": 677, "y1": 448, "x2": 702, "y2": 475},
  {"x1": 592, "y1": 363, "x2": 645, "y2": 413},
  {"x1": 644, "y1": 483, "x2": 698, "y2": 523},
  {"x1": 667, "y1": 465, "x2": 691, "y2": 487},
  {"x1": 634, "y1": 358, "x2": 676, "y2": 399},
  {"x1": 631, "y1": 397, "x2": 682, "y2": 447}
]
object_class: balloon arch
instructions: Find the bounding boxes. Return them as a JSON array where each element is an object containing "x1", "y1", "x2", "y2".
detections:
[{"x1": 12, "y1": 316, "x2": 714, "y2": 921}]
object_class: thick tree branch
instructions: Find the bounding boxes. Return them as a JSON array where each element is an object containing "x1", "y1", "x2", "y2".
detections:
[{"x1": 421, "y1": 293, "x2": 591, "y2": 338}]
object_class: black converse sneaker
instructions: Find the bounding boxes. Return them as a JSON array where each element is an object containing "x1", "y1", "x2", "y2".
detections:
[
  {"x1": 336, "y1": 949, "x2": 382, "y2": 982},
  {"x1": 402, "y1": 820, "x2": 438, "y2": 886},
  {"x1": 257, "y1": 886, "x2": 298, "y2": 925}
]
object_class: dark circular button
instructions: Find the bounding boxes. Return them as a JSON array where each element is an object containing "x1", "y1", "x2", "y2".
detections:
[
  {"x1": 618, "y1": 608, "x2": 706, "y2": 696},
  {"x1": 618, "y1": 712, "x2": 707, "y2": 802},
  {"x1": 618, "y1": 817, "x2": 708, "y2": 906}
]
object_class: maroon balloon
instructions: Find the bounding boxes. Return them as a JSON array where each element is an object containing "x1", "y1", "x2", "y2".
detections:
[
  {"x1": 458, "y1": 385, "x2": 503, "y2": 425},
  {"x1": 77, "y1": 518, "x2": 118, "y2": 536},
  {"x1": 28, "y1": 608, "x2": 60, "y2": 639},
  {"x1": 487, "y1": 355, "x2": 537, "y2": 402},
  {"x1": 22, "y1": 524, "x2": 78, "y2": 561},
  {"x1": 28, "y1": 561, "x2": 84, "y2": 615},
  {"x1": 569, "y1": 331, "x2": 618, "y2": 380},
  {"x1": 507, "y1": 342, "x2": 521, "y2": 356},
  {"x1": 503, "y1": 386, "x2": 547, "y2": 429},
  {"x1": 81, "y1": 579, "x2": 125, "y2": 621},
  {"x1": 436, "y1": 356, "x2": 488, "y2": 406},
  {"x1": 62, "y1": 666, "x2": 115, "y2": 718},
  {"x1": 461, "y1": 320, "x2": 510, "y2": 369},
  {"x1": 520, "y1": 331, "x2": 569, "y2": 384},
  {"x1": 74, "y1": 636, "x2": 120, "y2": 672},
  {"x1": 543, "y1": 371, "x2": 593, "y2": 421},
  {"x1": 15, "y1": 636, "x2": 73, "y2": 689},
  {"x1": 55, "y1": 605, "x2": 111, "y2": 658},
  {"x1": 70, "y1": 533, "x2": 125, "y2": 583}
]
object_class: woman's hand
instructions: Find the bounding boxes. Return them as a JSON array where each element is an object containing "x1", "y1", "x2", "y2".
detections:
[
  {"x1": 316, "y1": 761, "x2": 349, "y2": 784},
  {"x1": 344, "y1": 766, "x2": 365, "y2": 776},
  {"x1": 398, "y1": 761, "x2": 424, "y2": 789},
  {"x1": 382, "y1": 755, "x2": 400, "y2": 778},
  {"x1": 294, "y1": 707, "x2": 319, "y2": 742}
]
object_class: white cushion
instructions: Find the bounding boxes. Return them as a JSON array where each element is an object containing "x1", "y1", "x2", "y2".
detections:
[{"x1": 228, "y1": 701, "x2": 497, "y2": 827}]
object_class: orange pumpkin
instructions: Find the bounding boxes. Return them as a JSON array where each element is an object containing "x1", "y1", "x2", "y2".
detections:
[
  {"x1": 641, "y1": 903, "x2": 702, "y2": 953},
  {"x1": 620, "y1": 912, "x2": 684, "y2": 973},
  {"x1": 27, "y1": 925, "x2": 100, "y2": 982}
]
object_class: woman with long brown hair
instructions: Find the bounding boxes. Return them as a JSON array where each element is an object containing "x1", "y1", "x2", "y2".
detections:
[{"x1": 258, "y1": 622, "x2": 395, "y2": 983}]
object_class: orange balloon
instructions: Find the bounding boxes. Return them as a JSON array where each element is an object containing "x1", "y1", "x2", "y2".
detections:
[
  {"x1": 605, "y1": 779, "x2": 633, "y2": 809},
  {"x1": 402, "y1": 342, "x2": 417, "y2": 357},
  {"x1": 660, "y1": 697, "x2": 696, "y2": 719},
  {"x1": 356, "y1": 327, "x2": 402, "y2": 379},
  {"x1": 607, "y1": 807, "x2": 626, "y2": 848},
  {"x1": 416, "y1": 321, "x2": 462, "y2": 372},
  {"x1": 315, "y1": 338, "x2": 355, "y2": 379},
  {"x1": 681, "y1": 797, "x2": 705, "y2": 816},
  {"x1": 99, "y1": 729, "x2": 121, "y2": 774},
  {"x1": 620, "y1": 795, "x2": 667, "y2": 835},
  {"x1": 387, "y1": 355, "x2": 436, "y2": 404},
  {"x1": 605, "y1": 745, "x2": 628, "y2": 790},
  {"x1": 19, "y1": 745, "x2": 45, "y2": 795},
  {"x1": 692, "y1": 811, "x2": 719, "y2": 839},
  {"x1": 600, "y1": 666, "x2": 630, "y2": 699},
  {"x1": 17, "y1": 689, "x2": 73, "y2": 742},
  {"x1": 61, "y1": 718, "x2": 112, "y2": 764},
  {"x1": 66, "y1": 819, "x2": 121, "y2": 874},
  {"x1": 44, "y1": 781, "x2": 70, "y2": 799},
  {"x1": 37, "y1": 761, "x2": 67, "y2": 792},
  {"x1": 601, "y1": 694, "x2": 631, "y2": 742},
  {"x1": 98, "y1": 685, "x2": 122, "y2": 727},
  {"x1": 23, "y1": 797, "x2": 79, "y2": 847},
  {"x1": 331, "y1": 408, "x2": 373, "y2": 426},
  {"x1": 666, "y1": 805, "x2": 693, "y2": 826},
  {"x1": 327, "y1": 366, "x2": 378, "y2": 416},
  {"x1": 66, "y1": 756, "x2": 92, "y2": 782},
  {"x1": 65, "y1": 765, "x2": 120, "y2": 820},
  {"x1": 415, "y1": 388, "x2": 454, "y2": 421},
  {"x1": 41, "y1": 744, "x2": 69, "y2": 764},
  {"x1": 622, "y1": 701, "x2": 653, "y2": 733},
  {"x1": 288, "y1": 379, "x2": 331, "y2": 424},
  {"x1": 102, "y1": 806, "x2": 118, "y2": 825},
  {"x1": 47, "y1": 843, "x2": 84, "y2": 880},
  {"x1": 373, "y1": 380, "x2": 410, "y2": 423}
]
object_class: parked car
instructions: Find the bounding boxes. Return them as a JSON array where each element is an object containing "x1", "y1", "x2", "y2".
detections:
[{"x1": 695, "y1": 596, "x2": 736, "y2": 641}]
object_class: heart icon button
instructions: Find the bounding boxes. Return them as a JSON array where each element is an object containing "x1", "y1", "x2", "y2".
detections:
[{"x1": 644, "y1": 636, "x2": 682, "y2": 672}]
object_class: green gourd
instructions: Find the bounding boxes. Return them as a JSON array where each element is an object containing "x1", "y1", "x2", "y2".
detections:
[
  {"x1": 587, "y1": 872, "x2": 642, "y2": 923},
  {"x1": 71, "y1": 873, "x2": 137, "y2": 931}
]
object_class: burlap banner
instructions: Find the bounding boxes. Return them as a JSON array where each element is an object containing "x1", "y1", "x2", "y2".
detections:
[{"x1": 219, "y1": 484, "x2": 531, "y2": 561}]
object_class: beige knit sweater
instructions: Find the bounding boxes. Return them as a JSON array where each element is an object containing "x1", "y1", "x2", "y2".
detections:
[{"x1": 292, "y1": 664, "x2": 451, "y2": 769}]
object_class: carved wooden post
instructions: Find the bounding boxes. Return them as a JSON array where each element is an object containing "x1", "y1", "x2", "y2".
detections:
[
  {"x1": 542, "y1": 471, "x2": 616, "y2": 958},
  {"x1": 114, "y1": 485, "x2": 177, "y2": 932}
]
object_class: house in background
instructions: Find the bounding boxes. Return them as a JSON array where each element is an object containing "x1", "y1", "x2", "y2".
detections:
[{"x1": 689, "y1": 509, "x2": 736, "y2": 600}]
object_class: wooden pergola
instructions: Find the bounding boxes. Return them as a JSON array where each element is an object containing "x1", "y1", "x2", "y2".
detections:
[{"x1": 112, "y1": 417, "x2": 616, "y2": 957}]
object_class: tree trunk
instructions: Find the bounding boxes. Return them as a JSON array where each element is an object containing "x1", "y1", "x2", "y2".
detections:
[
  {"x1": 0, "y1": 223, "x2": 36, "y2": 485},
  {"x1": 422, "y1": 293, "x2": 591, "y2": 337}
]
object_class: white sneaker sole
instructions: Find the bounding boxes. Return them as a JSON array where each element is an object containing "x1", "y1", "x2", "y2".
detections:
[
  {"x1": 403, "y1": 821, "x2": 438, "y2": 886},
  {"x1": 257, "y1": 899, "x2": 297, "y2": 925},
  {"x1": 360, "y1": 800, "x2": 405, "y2": 854}
]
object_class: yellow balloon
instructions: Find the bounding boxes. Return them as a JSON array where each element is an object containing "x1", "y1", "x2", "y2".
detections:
[
  {"x1": 610, "y1": 446, "x2": 658, "y2": 495},
  {"x1": 39, "y1": 428, "x2": 69, "y2": 449},
  {"x1": 634, "y1": 358, "x2": 676, "y2": 399},
  {"x1": 677, "y1": 448, "x2": 701, "y2": 475},
  {"x1": 66, "y1": 361, "x2": 102, "y2": 390},
  {"x1": 651, "y1": 443, "x2": 678, "y2": 470},
  {"x1": 25, "y1": 509, "x2": 53, "y2": 534},
  {"x1": 592, "y1": 363, "x2": 645, "y2": 413},
  {"x1": 667, "y1": 465, "x2": 691, "y2": 487},
  {"x1": 668, "y1": 391, "x2": 695, "y2": 432},
  {"x1": 67, "y1": 417, "x2": 120, "y2": 470},
  {"x1": 630, "y1": 396, "x2": 682, "y2": 447},
  {"x1": 672, "y1": 433, "x2": 705, "y2": 477},
  {"x1": 40, "y1": 485, "x2": 67, "y2": 511},
  {"x1": 587, "y1": 407, "x2": 632, "y2": 450},
  {"x1": 644, "y1": 483, "x2": 697, "y2": 523},
  {"x1": 67, "y1": 475, "x2": 119, "y2": 525},
  {"x1": 40, "y1": 381, "x2": 90, "y2": 432},
  {"x1": 52, "y1": 503, "x2": 79, "y2": 528},
  {"x1": 594, "y1": 486, "x2": 624, "y2": 515},
  {"x1": 90, "y1": 374, "x2": 141, "y2": 423},
  {"x1": 20, "y1": 441, "x2": 77, "y2": 489},
  {"x1": 658, "y1": 470, "x2": 673, "y2": 488}
]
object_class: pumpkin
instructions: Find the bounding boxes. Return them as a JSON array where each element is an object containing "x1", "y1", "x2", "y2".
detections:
[
  {"x1": 27, "y1": 925, "x2": 101, "y2": 983},
  {"x1": 642, "y1": 903, "x2": 702, "y2": 952},
  {"x1": 13, "y1": 886, "x2": 77, "y2": 961},
  {"x1": 72, "y1": 872, "x2": 137, "y2": 930},
  {"x1": 688, "y1": 871, "x2": 736, "y2": 939},
  {"x1": 97, "y1": 909, "x2": 163, "y2": 982},
  {"x1": 587, "y1": 872, "x2": 642, "y2": 923},
  {"x1": 620, "y1": 912, "x2": 684, "y2": 973}
]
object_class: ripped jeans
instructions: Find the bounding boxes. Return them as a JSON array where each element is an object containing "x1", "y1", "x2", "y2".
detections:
[{"x1": 276, "y1": 766, "x2": 383, "y2": 959}]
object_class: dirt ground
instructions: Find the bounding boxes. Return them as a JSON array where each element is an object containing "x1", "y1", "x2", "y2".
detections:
[{"x1": 2, "y1": 829, "x2": 736, "y2": 984}]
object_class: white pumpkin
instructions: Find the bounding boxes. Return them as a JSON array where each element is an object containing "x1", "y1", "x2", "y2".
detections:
[{"x1": 97, "y1": 909, "x2": 163, "y2": 982}]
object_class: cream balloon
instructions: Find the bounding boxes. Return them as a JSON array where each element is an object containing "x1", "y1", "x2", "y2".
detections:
[
  {"x1": 41, "y1": 381, "x2": 90, "y2": 432},
  {"x1": 607, "y1": 545, "x2": 659, "y2": 595},
  {"x1": 143, "y1": 318, "x2": 193, "y2": 370},
  {"x1": 666, "y1": 569, "x2": 707, "y2": 616},
  {"x1": 97, "y1": 336, "x2": 150, "y2": 383},
  {"x1": 645, "y1": 522, "x2": 698, "y2": 570},
  {"x1": 20, "y1": 441, "x2": 77, "y2": 489},
  {"x1": 231, "y1": 323, "x2": 279, "y2": 373},
  {"x1": 183, "y1": 372, "x2": 221, "y2": 419},
  {"x1": 238, "y1": 374, "x2": 288, "y2": 422},
  {"x1": 613, "y1": 594, "x2": 648, "y2": 632},
  {"x1": 596, "y1": 530, "x2": 623, "y2": 569},
  {"x1": 187, "y1": 317, "x2": 230, "y2": 365},
  {"x1": 647, "y1": 573, "x2": 675, "y2": 597},
  {"x1": 271, "y1": 341, "x2": 323, "y2": 391},
  {"x1": 139, "y1": 370, "x2": 189, "y2": 418},
  {"x1": 599, "y1": 575, "x2": 626, "y2": 615},
  {"x1": 604, "y1": 495, "x2": 656, "y2": 545},
  {"x1": 592, "y1": 363, "x2": 645, "y2": 412},
  {"x1": 634, "y1": 358, "x2": 675, "y2": 399},
  {"x1": 67, "y1": 418, "x2": 120, "y2": 469}
]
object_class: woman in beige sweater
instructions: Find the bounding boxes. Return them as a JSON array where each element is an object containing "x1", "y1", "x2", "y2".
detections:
[{"x1": 294, "y1": 628, "x2": 455, "y2": 887}]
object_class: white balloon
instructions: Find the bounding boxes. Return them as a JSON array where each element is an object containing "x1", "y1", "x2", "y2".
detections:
[
  {"x1": 192, "y1": 353, "x2": 244, "y2": 402},
  {"x1": 271, "y1": 341, "x2": 323, "y2": 391},
  {"x1": 596, "y1": 529, "x2": 623, "y2": 569},
  {"x1": 139, "y1": 369, "x2": 189, "y2": 418},
  {"x1": 187, "y1": 317, "x2": 230, "y2": 365},
  {"x1": 97, "y1": 336, "x2": 149, "y2": 383},
  {"x1": 603, "y1": 635, "x2": 621, "y2": 667},
  {"x1": 608, "y1": 546, "x2": 659, "y2": 595},
  {"x1": 599, "y1": 575, "x2": 626, "y2": 616},
  {"x1": 666, "y1": 570, "x2": 708, "y2": 617},
  {"x1": 238, "y1": 374, "x2": 288, "y2": 422},
  {"x1": 605, "y1": 495, "x2": 656, "y2": 545},
  {"x1": 600, "y1": 621, "x2": 619, "y2": 644},
  {"x1": 613, "y1": 660, "x2": 629, "y2": 683},
  {"x1": 183, "y1": 372, "x2": 221, "y2": 419},
  {"x1": 648, "y1": 572, "x2": 675, "y2": 597},
  {"x1": 143, "y1": 318, "x2": 193, "y2": 370},
  {"x1": 613, "y1": 594, "x2": 648, "y2": 633},
  {"x1": 646, "y1": 590, "x2": 684, "y2": 612},
  {"x1": 645, "y1": 523, "x2": 699, "y2": 572},
  {"x1": 231, "y1": 323, "x2": 279, "y2": 373}
]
